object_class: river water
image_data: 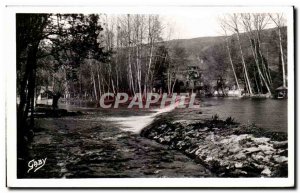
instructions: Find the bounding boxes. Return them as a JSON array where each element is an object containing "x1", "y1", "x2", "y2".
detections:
[
  {"x1": 59, "y1": 98, "x2": 288, "y2": 133},
  {"x1": 167, "y1": 98, "x2": 288, "y2": 132}
]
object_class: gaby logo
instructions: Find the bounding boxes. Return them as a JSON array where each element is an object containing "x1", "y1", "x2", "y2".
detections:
[
  {"x1": 27, "y1": 158, "x2": 47, "y2": 173},
  {"x1": 99, "y1": 93, "x2": 200, "y2": 109}
]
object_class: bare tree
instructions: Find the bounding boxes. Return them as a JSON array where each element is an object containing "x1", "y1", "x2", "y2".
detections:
[
  {"x1": 222, "y1": 14, "x2": 253, "y2": 95},
  {"x1": 144, "y1": 15, "x2": 162, "y2": 95},
  {"x1": 269, "y1": 13, "x2": 287, "y2": 88},
  {"x1": 127, "y1": 15, "x2": 136, "y2": 95},
  {"x1": 252, "y1": 13, "x2": 272, "y2": 85},
  {"x1": 241, "y1": 13, "x2": 271, "y2": 95},
  {"x1": 220, "y1": 20, "x2": 240, "y2": 90},
  {"x1": 131, "y1": 14, "x2": 145, "y2": 99},
  {"x1": 88, "y1": 52, "x2": 98, "y2": 101}
]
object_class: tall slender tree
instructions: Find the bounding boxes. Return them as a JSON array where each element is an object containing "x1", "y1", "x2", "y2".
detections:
[{"x1": 269, "y1": 13, "x2": 287, "y2": 88}]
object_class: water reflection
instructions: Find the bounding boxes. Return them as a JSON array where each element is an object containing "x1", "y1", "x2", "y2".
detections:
[{"x1": 170, "y1": 98, "x2": 287, "y2": 132}]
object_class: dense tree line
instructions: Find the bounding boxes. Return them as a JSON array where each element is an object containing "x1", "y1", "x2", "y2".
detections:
[
  {"x1": 17, "y1": 14, "x2": 111, "y2": 157},
  {"x1": 17, "y1": 14, "x2": 187, "y2": 156},
  {"x1": 214, "y1": 13, "x2": 288, "y2": 95},
  {"x1": 16, "y1": 13, "x2": 288, "y2": 159}
]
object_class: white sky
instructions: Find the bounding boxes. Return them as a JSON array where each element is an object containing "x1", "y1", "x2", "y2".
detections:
[
  {"x1": 160, "y1": 13, "x2": 282, "y2": 40},
  {"x1": 162, "y1": 13, "x2": 223, "y2": 39},
  {"x1": 102, "y1": 11, "x2": 283, "y2": 41}
]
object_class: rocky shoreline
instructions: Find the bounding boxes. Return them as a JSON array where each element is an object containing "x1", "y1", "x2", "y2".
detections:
[{"x1": 141, "y1": 115, "x2": 288, "y2": 177}]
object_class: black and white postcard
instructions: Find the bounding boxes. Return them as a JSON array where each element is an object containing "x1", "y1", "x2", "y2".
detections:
[{"x1": 5, "y1": 5, "x2": 295, "y2": 188}]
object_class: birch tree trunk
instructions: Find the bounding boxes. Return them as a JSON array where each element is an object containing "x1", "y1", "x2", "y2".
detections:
[
  {"x1": 236, "y1": 31, "x2": 253, "y2": 95},
  {"x1": 269, "y1": 13, "x2": 287, "y2": 88},
  {"x1": 250, "y1": 38, "x2": 271, "y2": 94},
  {"x1": 278, "y1": 26, "x2": 286, "y2": 87},
  {"x1": 127, "y1": 14, "x2": 135, "y2": 95},
  {"x1": 90, "y1": 65, "x2": 98, "y2": 101},
  {"x1": 96, "y1": 64, "x2": 102, "y2": 97},
  {"x1": 225, "y1": 36, "x2": 240, "y2": 90}
]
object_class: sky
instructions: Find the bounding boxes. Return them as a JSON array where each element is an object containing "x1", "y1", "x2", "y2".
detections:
[
  {"x1": 161, "y1": 13, "x2": 282, "y2": 40},
  {"x1": 161, "y1": 13, "x2": 223, "y2": 39},
  {"x1": 101, "y1": 6, "x2": 288, "y2": 40}
]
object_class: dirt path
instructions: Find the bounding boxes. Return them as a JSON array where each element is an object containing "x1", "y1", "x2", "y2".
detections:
[{"x1": 22, "y1": 115, "x2": 212, "y2": 178}]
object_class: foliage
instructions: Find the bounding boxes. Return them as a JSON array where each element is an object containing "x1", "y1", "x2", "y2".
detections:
[{"x1": 16, "y1": 13, "x2": 111, "y2": 156}]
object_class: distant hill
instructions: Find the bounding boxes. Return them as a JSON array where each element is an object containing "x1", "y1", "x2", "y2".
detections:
[
  {"x1": 163, "y1": 27, "x2": 287, "y2": 88},
  {"x1": 167, "y1": 36, "x2": 225, "y2": 54}
]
